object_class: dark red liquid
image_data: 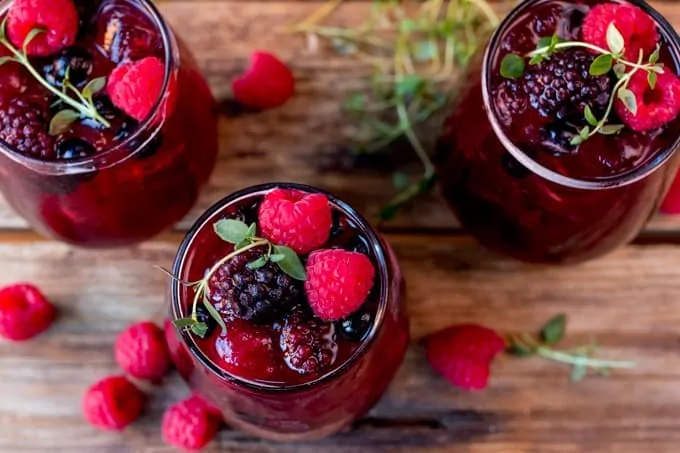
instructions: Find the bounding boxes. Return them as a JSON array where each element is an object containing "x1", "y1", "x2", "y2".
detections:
[
  {"x1": 437, "y1": 0, "x2": 680, "y2": 263},
  {"x1": 165, "y1": 184, "x2": 409, "y2": 441},
  {"x1": 0, "y1": 0, "x2": 218, "y2": 247}
]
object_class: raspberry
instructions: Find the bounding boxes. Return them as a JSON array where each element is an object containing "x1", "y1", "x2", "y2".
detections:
[
  {"x1": 107, "y1": 57, "x2": 170, "y2": 121},
  {"x1": 614, "y1": 70, "x2": 680, "y2": 132},
  {"x1": 162, "y1": 395, "x2": 221, "y2": 451},
  {"x1": 280, "y1": 308, "x2": 338, "y2": 375},
  {"x1": 82, "y1": 376, "x2": 145, "y2": 431},
  {"x1": 114, "y1": 321, "x2": 171, "y2": 382},
  {"x1": 582, "y1": 4, "x2": 659, "y2": 62},
  {"x1": 661, "y1": 170, "x2": 680, "y2": 214},
  {"x1": 208, "y1": 247, "x2": 301, "y2": 324},
  {"x1": 0, "y1": 283, "x2": 56, "y2": 341},
  {"x1": 214, "y1": 319, "x2": 278, "y2": 380},
  {"x1": 231, "y1": 51, "x2": 295, "y2": 110},
  {"x1": 7, "y1": 0, "x2": 79, "y2": 57},
  {"x1": 425, "y1": 324, "x2": 506, "y2": 391},
  {"x1": 521, "y1": 49, "x2": 612, "y2": 119},
  {"x1": 258, "y1": 188, "x2": 332, "y2": 254},
  {"x1": 304, "y1": 249, "x2": 375, "y2": 321},
  {"x1": 0, "y1": 97, "x2": 54, "y2": 158}
]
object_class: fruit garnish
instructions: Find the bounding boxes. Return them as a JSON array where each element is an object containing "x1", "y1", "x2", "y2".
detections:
[
  {"x1": 0, "y1": 283, "x2": 56, "y2": 341},
  {"x1": 258, "y1": 188, "x2": 332, "y2": 254},
  {"x1": 0, "y1": 19, "x2": 110, "y2": 130},
  {"x1": 214, "y1": 319, "x2": 278, "y2": 379},
  {"x1": 304, "y1": 249, "x2": 375, "y2": 321},
  {"x1": 7, "y1": 0, "x2": 78, "y2": 57},
  {"x1": 158, "y1": 218, "x2": 306, "y2": 338},
  {"x1": 500, "y1": 7, "x2": 673, "y2": 140},
  {"x1": 107, "y1": 56, "x2": 168, "y2": 121},
  {"x1": 82, "y1": 376, "x2": 145, "y2": 431},
  {"x1": 162, "y1": 395, "x2": 221, "y2": 451},
  {"x1": 280, "y1": 307, "x2": 338, "y2": 375},
  {"x1": 0, "y1": 97, "x2": 54, "y2": 158},
  {"x1": 613, "y1": 70, "x2": 680, "y2": 132},
  {"x1": 231, "y1": 51, "x2": 295, "y2": 110},
  {"x1": 114, "y1": 321, "x2": 171, "y2": 382}
]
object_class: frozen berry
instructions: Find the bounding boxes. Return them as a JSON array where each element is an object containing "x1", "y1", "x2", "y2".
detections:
[
  {"x1": 208, "y1": 247, "x2": 301, "y2": 324},
  {"x1": 305, "y1": 249, "x2": 375, "y2": 321},
  {"x1": 258, "y1": 188, "x2": 332, "y2": 254},
  {"x1": 614, "y1": 70, "x2": 680, "y2": 132},
  {"x1": 280, "y1": 308, "x2": 337, "y2": 375},
  {"x1": 214, "y1": 319, "x2": 278, "y2": 380},
  {"x1": 162, "y1": 395, "x2": 221, "y2": 451},
  {"x1": 582, "y1": 4, "x2": 659, "y2": 62},
  {"x1": 426, "y1": 324, "x2": 506, "y2": 391},
  {"x1": 336, "y1": 309, "x2": 373, "y2": 342},
  {"x1": 232, "y1": 51, "x2": 295, "y2": 110},
  {"x1": 114, "y1": 321, "x2": 171, "y2": 381},
  {"x1": 42, "y1": 47, "x2": 93, "y2": 88},
  {"x1": 0, "y1": 97, "x2": 54, "y2": 158},
  {"x1": 107, "y1": 57, "x2": 169, "y2": 121},
  {"x1": 56, "y1": 138, "x2": 96, "y2": 160},
  {"x1": 82, "y1": 376, "x2": 145, "y2": 431},
  {"x1": 95, "y1": 1, "x2": 162, "y2": 63},
  {"x1": 0, "y1": 283, "x2": 56, "y2": 341},
  {"x1": 522, "y1": 49, "x2": 611, "y2": 119},
  {"x1": 7, "y1": 0, "x2": 78, "y2": 57}
]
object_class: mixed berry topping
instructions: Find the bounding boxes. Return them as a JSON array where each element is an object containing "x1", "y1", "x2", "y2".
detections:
[
  {"x1": 7, "y1": 0, "x2": 78, "y2": 57},
  {"x1": 0, "y1": 97, "x2": 53, "y2": 158},
  {"x1": 169, "y1": 188, "x2": 379, "y2": 384},
  {"x1": 106, "y1": 56, "x2": 167, "y2": 121}
]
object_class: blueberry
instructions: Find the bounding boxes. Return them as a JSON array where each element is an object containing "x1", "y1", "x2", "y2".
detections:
[
  {"x1": 195, "y1": 303, "x2": 217, "y2": 338},
  {"x1": 93, "y1": 94, "x2": 122, "y2": 121},
  {"x1": 542, "y1": 122, "x2": 578, "y2": 156},
  {"x1": 56, "y1": 138, "x2": 96, "y2": 160},
  {"x1": 43, "y1": 47, "x2": 93, "y2": 88},
  {"x1": 336, "y1": 310, "x2": 373, "y2": 342}
]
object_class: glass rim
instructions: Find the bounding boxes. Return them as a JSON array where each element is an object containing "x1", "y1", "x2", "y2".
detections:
[
  {"x1": 169, "y1": 182, "x2": 391, "y2": 393},
  {"x1": 0, "y1": 0, "x2": 176, "y2": 175},
  {"x1": 481, "y1": 0, "x2": 680, "y2": 190}
]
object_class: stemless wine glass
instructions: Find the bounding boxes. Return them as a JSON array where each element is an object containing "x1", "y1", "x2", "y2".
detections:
[
  {"x1": 436, "y1": 0, "x2": 680, "y2": 264},
  {"x1": 0, "y1": 0, "x2": 218, "y2": 247}
]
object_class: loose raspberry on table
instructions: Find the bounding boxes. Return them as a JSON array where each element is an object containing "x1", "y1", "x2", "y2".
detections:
[
  {"x1": 0, "y1": 97, "x2": 54, "y2": 158},
  {"x1": 426, "y1": 324, "x2": 506, "y2": 391},
  {"x1": 231, "y1": 51, "x2": 295, "y2": 110},
  {"x1": 258, "y1": 188, "x2": 332, "y2": 254},
  {"x1": 114, "y1": 321, "x2": 171, "y2": 382},
  {"x1": 208, "y1": 246, "x2": 301, "y2": 324},
  {"x1": 0, "y1": 283, "x2": 56, "y2": 341},
  {"x1": 614, "y1": 70, "x2": 680, "y2": 132},
  {"x1": 82, "y1": 376, "x2": 145, "y2": 431},
  {"x1": 162, "y1": 395, "x2": 221, "y2": 451},
  {"x1": 214, "y1": 319, "x2": 279, "y2": 380},
  {"x1": 305, "y1": 249, "x2": 375, "y2": 321},
  {"x1": 7, "y1": 0, "x2": 79, "y2": 57},
  {"x1": 107, "y1": 57, "x2": 169, "y2": 121},
  {"x1": 582, "y1": 4, "x2": 659, "y2": 62},
  {"x1": 280, "y1": 308, "x2": 337, "y2": 375}
]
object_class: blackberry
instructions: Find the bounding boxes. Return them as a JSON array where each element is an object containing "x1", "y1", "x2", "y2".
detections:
[
  {"x1": 0, "y1": 98, "x2": 54, "y2": 158},
  {"x1": 208, "y1": 247, "x2": 301, "y2": 324},
  {"x1": 42, "y1": 47, "x2": 93, "y2": 88},
  {"x1": 280, "y1": 308, "x2": 338, "y2": 375},
  {"x1": 523, "y1": 49, "x2": 611, "y2": 119}
]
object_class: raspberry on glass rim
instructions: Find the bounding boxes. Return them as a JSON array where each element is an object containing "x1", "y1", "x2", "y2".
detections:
[
  {"x1": 0, "y1": 0, "x2": 218, "y2": 247},
  {"x1": 436, "y1": 0, "x2": 680, "y2": 264},
  {"x1": 163, "y1": 183, "x2": 409, "y2": 442}
]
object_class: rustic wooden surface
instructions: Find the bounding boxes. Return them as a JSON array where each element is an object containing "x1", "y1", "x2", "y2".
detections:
[{"x1": 3, "y1": 1, "x2": 680, "y2": 452}]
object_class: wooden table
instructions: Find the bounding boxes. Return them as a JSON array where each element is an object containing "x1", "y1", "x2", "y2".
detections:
[{"x1": 3, "y1": 1, "x2": 680, "y2": 452}]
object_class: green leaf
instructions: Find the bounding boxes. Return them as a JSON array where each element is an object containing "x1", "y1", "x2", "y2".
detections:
[
  {"x1": 589, "y1": 54, "x2": 613, "y2": 76},
  {"x1": 541, "y1": 314, "x2": 567, "y2": 345},
  {"x1": 570, "y1": 134, "x2": 584, "y2": 146},
  {"x1": 247, "y1": 256, "x2": 269, "y2": 270},
  {"x1": 584, "y1": 105, "x2": 598, "y2": 126},
  {"x1": 500, "y1": 53, "x2": 525, "y2": 79},
  {"x1": 571, "y1": 364, "x2": 587, "y2": 382},
  {"x1": 213, "y1": 219, "x2": 250, "y2": 245},
  {"x1": 606, "y1": 23, "x2": 625, "y2": 56},
  {"x1": 202, "y1": 299, "x2": 226, "y2": 334},
  {"x1": 82, "y1": 77, "x2": 106, "y2": 101},
  {"x1": 507, "y1": 342, "x2": 535, "y2": 357},
  {"x1": 529, "y1": 54, "x2": 545, "y2": 66},
  {"x1": 392, "y1": 172, "x2": 411, "y2": 191},
  {"x1": 190, "y1": 322, "x2": 209, "y2": 338},
  {"x1": 395, "y1": 74, "x2": 425, "y2": 99},
  {"x1": 536, "y1": 36, "x2": 553, "y2": 50},
  {"x1": 580, "y1": 126, "x2": 590, "y2": 140},
  {"x1": 49, "y1": 109, "x2": 80, "y2": 136},
  {"x1": 613, "y1": 63, "x2": 627, "y2": 79},
  {"x1": 600, "y1": 124, "x2": 625, "y2": 135},
  {"x1": 617, "y1": 87, "x2": 638, "y2": 114},
  {"x1": 22, "y1": 27, "x2": 46, "y2": 55},
  {"x1": 648, "y1": 71, "x2": 658, "y2": 90},
  {"x1": 549, "y1": 34, "x2": 561, "y2": 51},
  {"x1": 173, "y1": 317, "x2": 197, "y2": 329},
  {"x1": 234, "y1": 239, "x2": 250, "y2": 251},
  {"x1": 269, "y1": 253, "x2": 286, "y2": 263},
  {"x1": 246, "y1": 223, "x2": 257, "y2": 238},
  {"x1": 649, "y1": 44, "x2": 660, "y2": 64},
  {"x1": 273, "y1": 245, "x2": 306, "y2": 281}
]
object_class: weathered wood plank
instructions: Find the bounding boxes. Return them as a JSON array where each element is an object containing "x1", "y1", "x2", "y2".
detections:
[{"x1": 1, "y1": 237, "x2": 680, "y2": 451}]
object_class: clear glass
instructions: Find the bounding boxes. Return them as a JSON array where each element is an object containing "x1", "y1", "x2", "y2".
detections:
[
  {"x1": 165, "y1": 183, "x2": 409, "y2": 442},
  {"x1": 436, "y1": 0, "x2": 680, "y2": 264},
  {"x1": 0, "y1": 0, "x2": 218, "y2": 247}
]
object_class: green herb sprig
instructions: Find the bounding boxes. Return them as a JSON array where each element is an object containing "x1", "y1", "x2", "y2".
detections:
[
  {"x1": 158, "y1": 219, "x2": 306, "y2": 338},
  {"x1": 501, "y1": 23, "x2": 664, "y2": 145},
  {"x1": 291, "y1": 0, "x2": 499, "y2": 221},
  {"x1": 0, "y1": 20, "x2": 110, "y2": 132},
  {"x1": 507, "y1": 314, "x2": 636, "y2": 382}
]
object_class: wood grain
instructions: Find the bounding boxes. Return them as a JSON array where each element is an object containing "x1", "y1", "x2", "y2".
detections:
[{"x1": 2, "y1": 236, "x2": 680, "y2": 452}]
